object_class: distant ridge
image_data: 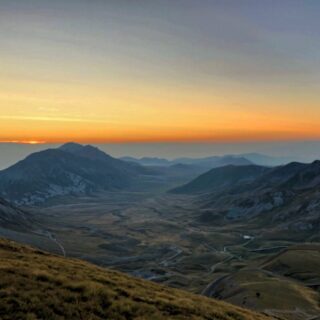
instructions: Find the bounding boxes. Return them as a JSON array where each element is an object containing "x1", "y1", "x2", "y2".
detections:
[
  {"x1": 121, "y1": 152, "x2": 297, "y2": 168},
  {"x1": 121, "y1": 155, "x2": 253, "y2": 168}
]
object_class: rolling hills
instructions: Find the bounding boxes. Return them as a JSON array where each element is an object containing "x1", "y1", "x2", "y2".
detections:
[
  {"x1": 0, "y1": 238, "x2": 272, "y2": 320},
  {"x1": 204, "y1": 245, "x2": 320, "y2": 320},
  {"x1": 122, "y1": 155, "x2": 253, "y2": 169}
]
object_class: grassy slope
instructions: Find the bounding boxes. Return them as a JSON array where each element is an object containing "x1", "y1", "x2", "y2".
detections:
[
  {"x1": 212, "y1": 269, "x2": 320, "y2": 317},
  {"x1": 262, "y1": 244, "x2": 320, "y2": 288},
  {"x1": 208, "y1": 245, "x2": 320, "y2": 320},
  {"x1": 0, "y1": 239, "x2": 273, "y2": 320}
]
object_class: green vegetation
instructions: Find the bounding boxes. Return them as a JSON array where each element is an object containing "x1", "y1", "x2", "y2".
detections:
[
  {"x1": 208, "y1": 245, "x2": 320, "y2": 320},
  {"x1": 0, "y1": 238, "x2": 271, "y2": 320},
  {"x1": 210, "y1": 269, "x2": 320, "y2": 320},
  {"x1": 262, "y1": 245, "x2": 320, "y2": 290}
]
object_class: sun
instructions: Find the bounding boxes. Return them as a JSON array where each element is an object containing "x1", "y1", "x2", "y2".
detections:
[
  {"x1": 25, "y1": 140, "x2": 46, "y2": 145},
  {"x1": 0, "y1": 140, "x2": 46, "y2": 145}
]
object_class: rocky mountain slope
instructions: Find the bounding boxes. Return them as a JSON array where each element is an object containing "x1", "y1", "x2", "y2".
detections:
[
  {"x1": 171, "y1": 161, "x2": 320, "y2": 196},
  {"x1": 0, "y1": 197, "x2": 33, "y2": 231},
  {"x1": 0, "y1": 143, "x2": 150, "y2": 205},
  {"x1": 170, "y1": 160, "x2": 320, "y2": 233}
]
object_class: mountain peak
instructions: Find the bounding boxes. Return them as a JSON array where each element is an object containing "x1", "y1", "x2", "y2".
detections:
[
  {"x1": 59, "y1": 142, "x2": 84, "y2": 153},
  {"x1": 59, "y1": 143, "x2": 110, "y2": 161},
  {"x1": 0, "y1": 144, "x2": 141, "y2": 205},
  {"x1": 59, "y1": 143, "x2": 109, "y2": 160},
  {"x1": 312, "y1": 159, "x2": 320, "y2": 166}
]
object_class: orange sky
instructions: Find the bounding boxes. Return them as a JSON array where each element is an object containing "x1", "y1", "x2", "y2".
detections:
[
  {"x1": 1, "y1": 1, "x2": 320, "y2": 144},
  {"x1": 1, "y1": 75, "x2": 320, "y2": 143}
]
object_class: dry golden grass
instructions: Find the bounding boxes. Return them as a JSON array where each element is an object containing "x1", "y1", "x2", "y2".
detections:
[{"x1": 0, "y1": 238, "x2": 273, "y2": 320}]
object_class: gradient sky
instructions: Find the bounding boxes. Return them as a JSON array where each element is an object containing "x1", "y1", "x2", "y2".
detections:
[{"x1": 1, "y1": 0, "x2": 320, "y2": 143}]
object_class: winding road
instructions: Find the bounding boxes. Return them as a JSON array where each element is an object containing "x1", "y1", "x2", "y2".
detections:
[{"x1": 33, "y1": 230, "x2": 66, "y2": 257}]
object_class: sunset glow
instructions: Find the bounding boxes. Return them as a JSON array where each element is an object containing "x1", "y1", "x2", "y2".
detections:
[
  {"x1": 0, "y1": 140, "x2": 47, "y2": 145},
  {"x1": 1, "y1": 1, "x2": 320, "y2": 143}
]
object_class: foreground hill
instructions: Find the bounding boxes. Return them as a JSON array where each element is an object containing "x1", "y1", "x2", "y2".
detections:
[
  {"x1": 0, "y1": 143, "x2": 149, "y2": 205},
  {"x1": 0, "y1": 239, "x2": 271, "y2": 320}
]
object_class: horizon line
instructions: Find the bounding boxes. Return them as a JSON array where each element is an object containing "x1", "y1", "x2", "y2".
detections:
[{"x1": 1, "y1": 138, "x2": 320, "y2": 145}]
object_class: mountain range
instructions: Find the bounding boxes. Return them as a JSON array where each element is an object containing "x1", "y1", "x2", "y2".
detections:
[
  {"x1": 171, "y1": 160, "x2": 320, "y2": 237},
  {"x1": 171, "y1": 160, "x2": 320, "y2": 195},
  {"x1": 122, "y1": 155, "x2": 254, "y2": 168},
  {"x1": 0, "y1": 143, "x2": 291, "y2": 205},
  {"x1": 121, "y1": 153, "x2": 294, "y2": 167}
]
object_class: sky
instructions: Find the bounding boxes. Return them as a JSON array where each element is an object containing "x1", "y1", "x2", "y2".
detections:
[{"x1": 1, "y1": 0, "x2": 320, "y2": 143}]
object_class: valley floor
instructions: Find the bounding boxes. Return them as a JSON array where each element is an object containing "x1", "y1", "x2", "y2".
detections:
[{"x1": 2, "y1": 191, "x2": 320, "y2": 320}]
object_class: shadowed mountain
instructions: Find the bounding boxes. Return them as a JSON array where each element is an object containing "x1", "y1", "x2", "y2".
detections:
[
  {"x1": 0, "y1": 143, "x2": 150, "y2": 205},
  {"x1": 280, "y1": 160, "x2": 320, "y2": 190},
  {"x1": 170, "y1": 165, "x2": 270, "y2": 194},
  {"x1": 170, "y1": 160, "x2": 320, "y2": 195},
  {"x1": 0, "y1": 198, "x2": 64, "y2": 255},
  {"x1": 0, "y1": 238, "x2": 272, "y2": 320},
  {"x1": 252, "y1": 162, "x2": 308, "y2": 188},
  {"x1": 170, "y1": 161, "x2": 320, "y2": 230},
  {"x1": 0, "y1": 197, "x2": 33, "y2": 231}
]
